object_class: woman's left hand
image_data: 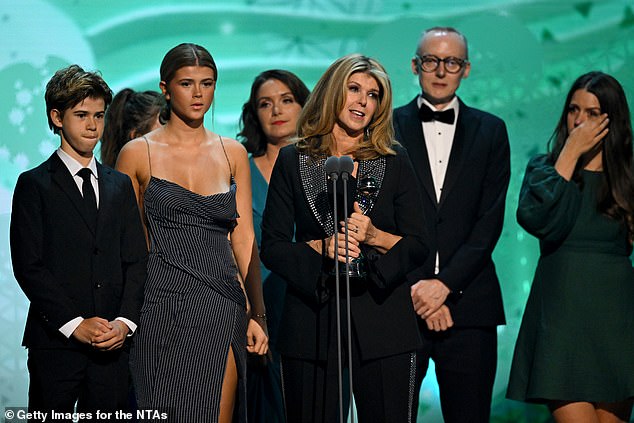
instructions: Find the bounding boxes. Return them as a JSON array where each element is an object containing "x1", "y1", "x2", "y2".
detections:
[
  {"x1": 341, "y1": 202, "x2": 377, "y2": 245},
  {"x1": 246, "y1": 318, "x2": 269, "y2": 356}
]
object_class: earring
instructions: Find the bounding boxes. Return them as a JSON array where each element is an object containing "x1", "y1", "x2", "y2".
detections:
[{"x1": 365, "y1": 126, "x2": 371, "y2": 140}]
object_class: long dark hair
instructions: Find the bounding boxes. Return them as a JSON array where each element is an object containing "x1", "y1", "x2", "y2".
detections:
[
  {"x1": 237, "y1": 69, "x2": 310, "y2": 157},
  {"x1": 159, "y1": 43, "x2": 217, "y2": 121},
  {"x1": 548, "y1": 71, "x2": 634, "y2": 239},
  {"x1": 101, "y1": 89, "x2": 164, "y2": 167}
]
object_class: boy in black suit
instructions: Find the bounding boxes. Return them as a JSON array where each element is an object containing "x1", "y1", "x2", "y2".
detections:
[
  {"x1": 393, "y1": 27, "x2": 510, "y2": 423},
  {"x1": 10, "y1": 65, "x2": 147, "y2": 416}
]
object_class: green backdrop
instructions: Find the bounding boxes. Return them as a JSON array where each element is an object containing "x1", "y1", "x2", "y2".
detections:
[{"x1": 1, "y1": 1, "x2": 633, "y2": 421}]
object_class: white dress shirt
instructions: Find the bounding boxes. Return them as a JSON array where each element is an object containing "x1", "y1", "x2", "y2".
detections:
[
  {"x1": 57, "y1": 147, "x2": 100, "y2": 208},
  {"x1": 418, "y1": 95, "x2": 460, "y2": 203},
  {"x1": 417, "y1": 96, "x2": 460, "y2": 274}
]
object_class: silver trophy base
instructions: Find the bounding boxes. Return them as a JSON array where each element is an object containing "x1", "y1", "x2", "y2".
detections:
[{"x1": 331, "y1": 257, "x2": 366, "y2": 278}]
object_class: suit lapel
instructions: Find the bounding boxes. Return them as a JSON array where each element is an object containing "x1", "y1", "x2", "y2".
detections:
[
  {"x1": 297, "y1": 153, "x2": 387, "y2": 234},
  {"x1": 438, "y1": 99, "x2": 477, "y2": 209},
  {"x1": 399, "y1": 99, "x2": 437, "y2": 206},
  {"x1": 49, "y1": 153, "x2": 96, "y2": 236},
  {"x1": 298, "y1": 153, "x2": 334, "y2": 236},
  {"x1": 95, "y1": 163, "x2": 112, "y2": 237}
]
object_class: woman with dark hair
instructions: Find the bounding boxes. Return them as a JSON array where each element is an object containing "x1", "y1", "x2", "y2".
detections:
[
  {"x1": 239, "y1": 70, "x2": 310, "y2": 161},
  {"x1": 507, "y1": 71, "x2": 634, "y2": 422},
  {"x1": 237, "y1": 69, "x2": 309, "y2": 423},
  {"x1": 260, "y1": 54, "x2": 428, "y2": 422},
  {"x1": 100, "y1": 88, "x2": 164, "y2": 167},
  {"x1": 116, "y1": 43, "x2": 268, "y2": 422}
]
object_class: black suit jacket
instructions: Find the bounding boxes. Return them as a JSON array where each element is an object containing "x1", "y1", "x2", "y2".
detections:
[
  {"x1": 393, "y1": 97, "x2": 509, "y2": 327},
  {"x1": 10, "y1": 153, "x2": 148, "y2": 349},
  {"x1": 260, "y1": 145, "x2": 429, "y2": 361}
]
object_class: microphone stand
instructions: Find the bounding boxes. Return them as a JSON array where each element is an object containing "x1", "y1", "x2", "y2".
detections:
[
  {"x1": 340, "y1": 156, "x2": 356, "y2": 423},
  {"x1": 325, "y1": 156, "x2": 345, "y2": 423}
]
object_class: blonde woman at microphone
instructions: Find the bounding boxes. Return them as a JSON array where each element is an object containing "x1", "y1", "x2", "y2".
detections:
[{"x1": 260, "y1": 53, "x2": 429, "y2": 423}]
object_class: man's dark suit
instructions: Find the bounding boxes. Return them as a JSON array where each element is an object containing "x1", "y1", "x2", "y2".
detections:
[
  {"x1": 10, "y1": 152, "x2": 147, "y2": 412},
  {"x1": 394, "y1": 97, "x2": 510, "y2": 422}
]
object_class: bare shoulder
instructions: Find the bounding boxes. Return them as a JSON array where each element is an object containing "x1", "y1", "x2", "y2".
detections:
[
  {"x1": 219, "y1": 135, "x2": 246, "y2": 153},
  {"x1": 217, "y1": 134, "x2": 248, "y2": 162},
  {"x1": 118, "y1": 137, "x2": 149, "y2": 160},
  {"x1": 115, "y1": 137, "x2": 151, "y2": 182}
]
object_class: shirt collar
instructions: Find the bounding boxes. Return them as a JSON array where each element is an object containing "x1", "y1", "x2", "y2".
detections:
[
  {"x1": 56, "y1": 148, "x2": 98, "y2": 178},
  {"x1": 417, "y1": 95, "x2": 460, "y2": 114}
]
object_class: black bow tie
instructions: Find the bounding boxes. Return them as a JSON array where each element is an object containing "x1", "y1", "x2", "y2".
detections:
[{"x1": 418, "y1": 104, "x2": 455, "y2": 125}]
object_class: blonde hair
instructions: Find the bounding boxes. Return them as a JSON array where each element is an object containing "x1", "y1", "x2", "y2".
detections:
[{"x1": 295, "y1": 53, "x2": 396, "y2": 160}]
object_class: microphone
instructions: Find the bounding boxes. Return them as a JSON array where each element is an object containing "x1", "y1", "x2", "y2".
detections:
[
  {"x1": 324, "y1": 154, "x2": 346, "y2": 423},
  {"x1": 325, "y1": 156, "x2": 340, "y2": 180},
  {"x1": 337, "y1": 154, "x2": 356, "y2": 423},
  {"x1": 339, "y1": 156, "x2": 354, "y2": 180}
]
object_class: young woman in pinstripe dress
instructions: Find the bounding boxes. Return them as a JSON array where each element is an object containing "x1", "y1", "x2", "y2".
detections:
[{"x1": 117, "y1": 43, "x2": 268, "y2": 423}]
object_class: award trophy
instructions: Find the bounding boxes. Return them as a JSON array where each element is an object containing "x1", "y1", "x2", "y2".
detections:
[
  {"x1": 338, "y1": 176, "x2": 377, "y2": 278},
  {"x1": 357, "y1": 176, "x2": 378, "y2": 211}
]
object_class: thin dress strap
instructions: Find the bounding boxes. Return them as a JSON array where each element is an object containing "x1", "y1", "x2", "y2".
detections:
[
  {"x1": 143, "y1": 136, "x2": 153, "y2": 177},
  {"x1": 218, "y1": 135, "x2": 233, "y2": 179}
]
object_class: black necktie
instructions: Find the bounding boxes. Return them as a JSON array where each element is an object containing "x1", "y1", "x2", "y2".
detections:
[
  {"x1": 418, "y1": 103, "x2": 455, "y2": 125},
  {"x1": 77, "y1": 168, "x2": 97, "y2": 227}
]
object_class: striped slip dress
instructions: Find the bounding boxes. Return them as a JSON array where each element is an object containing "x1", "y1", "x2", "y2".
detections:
[{"x1": 130, "y1": 136, "x2": 247, "y2": 422}]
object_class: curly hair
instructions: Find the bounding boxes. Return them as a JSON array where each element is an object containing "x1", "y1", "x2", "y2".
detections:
[{"x1": 237, "y1": 70, "x2": 310, "y2": 157}]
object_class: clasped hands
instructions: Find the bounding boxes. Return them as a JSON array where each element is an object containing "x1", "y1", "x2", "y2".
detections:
[
  {"x1": 72, "y1": 317, "x2": 129, "y2": 351},
  {"x1": 411, "y1": 279, "x2": 454, "y2": 332},
  {"x1": 324, "y1": 202, "x2": 376, "y2": 262}
]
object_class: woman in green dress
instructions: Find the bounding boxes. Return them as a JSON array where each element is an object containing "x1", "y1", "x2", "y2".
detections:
[
  {"x1": 507, "y1": 71, "x2": 634, "y2": 422},
  {"x1": 238, "y1": 69, "x2": 310, "y2": 423}
]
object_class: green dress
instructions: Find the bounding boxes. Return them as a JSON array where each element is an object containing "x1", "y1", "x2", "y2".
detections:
[
  {"x1": 507, "y1": 154, "x2": 634, "y2": 403},
  {"x1": 246, "y1": 157, "x2": 286, "y2": 423}
]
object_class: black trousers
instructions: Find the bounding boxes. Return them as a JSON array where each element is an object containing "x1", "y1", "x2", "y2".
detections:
[
  {"x1": 27, "y1": 347, "x2": 130, "y2": 420},
  {"x1": 281, "y1": 344, "x2": 417, "y2": 423},
  {"x1": 412, "y1": 326, "x2": 498, "y2": 423}
]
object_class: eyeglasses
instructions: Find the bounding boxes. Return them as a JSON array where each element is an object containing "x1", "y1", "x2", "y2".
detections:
[{"x1": 415, "y1": 54, "x2": 468, "y2": 74}]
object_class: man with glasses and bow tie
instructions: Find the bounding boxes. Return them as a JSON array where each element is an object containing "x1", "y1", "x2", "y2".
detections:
[
  {"x1": 10, "y1": 65, "x2": 147, "y2": 416},
  {"x1": 393, "y1": 27, "x2": 510, "y2": 423}
]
